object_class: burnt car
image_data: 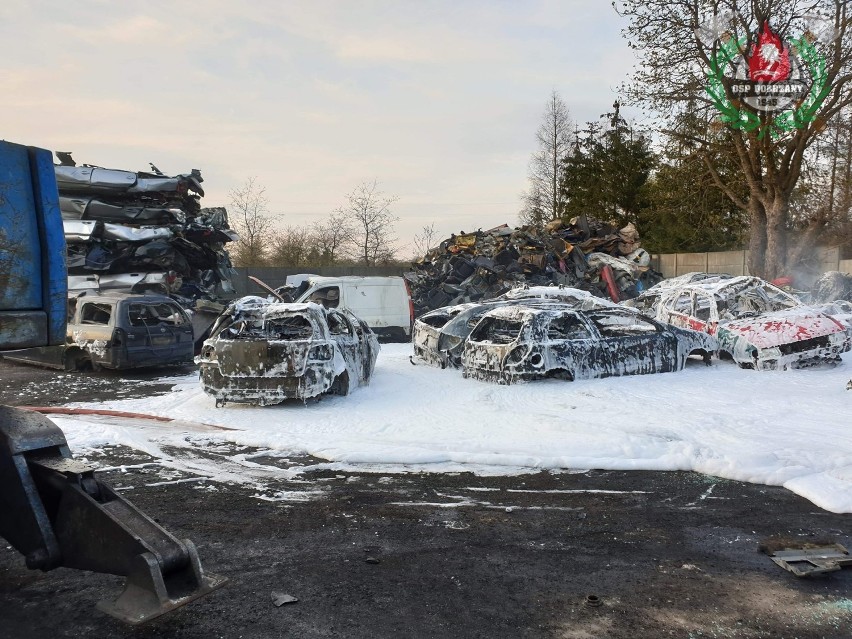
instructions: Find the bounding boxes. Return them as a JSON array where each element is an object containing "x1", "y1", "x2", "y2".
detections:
[
  {"x1": 412, "y1": 286, "x2": 616, "y2": 369},
  {"x1": 7, "y1": 291, "x2": 195, "y2": 370},
  {"x1": 198, "y1": 298, "x2": 379, "y2": 405},
  {"x1": 461, "y1": 304, "x2": 717, "y2": 384},
  {"x1": 652, "y1": 276, "x2": 851, "y2": 370},
  {"x1": 622, "y1": 272, "x2": 734, "y2": 314}
]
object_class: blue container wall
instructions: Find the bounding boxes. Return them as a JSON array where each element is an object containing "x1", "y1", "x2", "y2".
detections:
[{"x1": 0, "y1": 141, "x2": 67, "y2": 347}]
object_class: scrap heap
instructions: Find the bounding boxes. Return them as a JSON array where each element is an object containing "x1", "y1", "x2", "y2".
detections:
[
  {"x1": 406, "y1": 215, "x2": 662, "y2": 316},
  {"x1": 55, "y1": 154, "x2": 238, "y2": 307}
]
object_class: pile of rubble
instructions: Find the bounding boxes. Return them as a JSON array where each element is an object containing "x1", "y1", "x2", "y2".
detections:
[
  {"x1": 406, "y1": 216, "x2": 662, "y2": 316},
  {"x1": 55, "y1": 155, "x2": 238, "y2": 306}
]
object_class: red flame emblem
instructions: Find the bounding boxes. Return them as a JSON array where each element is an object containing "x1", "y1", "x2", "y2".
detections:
[{"x1": 748, "y1": 21, "x2": 790, "y2": 82}]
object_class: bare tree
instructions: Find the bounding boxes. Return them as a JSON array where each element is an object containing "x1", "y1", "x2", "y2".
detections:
[
  {"x1": 519, "y1": 90, "x2": 575, "y2": 227},
  {"x1": 311, "y1": 210, "x2": 356, "y2": 266},
  {"x1": 268, "y1": 225, "x2": 311, "y2": 266},
  {"x1": 340, "y1": 181, "x2": 400, "y2": 265},
  {"x1": 228, "y1": 177, "x2": 275, "y2": 266},
  {"x1": 412, "y1": 222, "x2": 440, "y2": 259},
  {"x1": 617, "y1": 0, "x2": 852, "y2": 279}
]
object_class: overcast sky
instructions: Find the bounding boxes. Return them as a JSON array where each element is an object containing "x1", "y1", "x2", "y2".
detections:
[{"x1": 2, "y1": 1, "x2": 637, "y2": 255}]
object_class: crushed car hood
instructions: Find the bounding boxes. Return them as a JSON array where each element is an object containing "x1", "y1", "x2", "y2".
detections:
[{"x1": 722, "y1": 308, "x2": 845, "y2": 349}]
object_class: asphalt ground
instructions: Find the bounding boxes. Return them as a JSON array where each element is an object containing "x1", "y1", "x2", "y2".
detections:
[{"x1": 0, "y1": 357, "x2": 850, "y2": 639}]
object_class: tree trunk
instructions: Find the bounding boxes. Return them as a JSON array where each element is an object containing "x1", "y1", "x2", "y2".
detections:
[
  {"x1": 763, "y1": 196, "x2": 789, "y2": 281},
  {"x1": 746, "y1": 198, "x2": 767, "y2": 278}
]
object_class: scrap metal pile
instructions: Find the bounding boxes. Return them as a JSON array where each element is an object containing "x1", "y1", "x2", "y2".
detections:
[
  {"x1": 406, "y1": 216, "x2": 663, "y2": 316},
  {"x1": 55, "y1": 154, "x2": 238, "y2": 306}
]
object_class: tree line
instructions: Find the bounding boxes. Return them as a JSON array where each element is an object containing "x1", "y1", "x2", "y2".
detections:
[{"x1": 227, "y1": 179, "x2": 403, "y2": 268}]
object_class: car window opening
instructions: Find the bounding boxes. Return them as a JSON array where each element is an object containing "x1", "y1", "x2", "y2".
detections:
[
  {"x1": 547, "y1": 315, "x2": 593, "y2": 341},
  {"x1": 128, "y1": 303, "x2": 187, "y2": 327},
  {"x1": 80, "y1": 303, "x2": 112, "y2": 325},
  {"x1": 327, "y1": 313, "x2": 352, "y2": 336},
  {"x1": 470, "y1": 318, "x2": 523, "y2": 344},
  {"x1": 308, "y1": 286, "x2": 340, "y2": 309},
  {"x1": 265, "y1": 316, "x2": 315, "y2": 340},
  {"x1": 590, "y1": 313, "x2": 658, "y2": 337}
]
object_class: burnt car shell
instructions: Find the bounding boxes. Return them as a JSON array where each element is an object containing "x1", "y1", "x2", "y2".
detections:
[
  {"x1": 198, "y1": 298, "x2": 379, "y2": 405},
  {"x1": 66, "y1": 292, "x2": 194, "y2": 370},
  {"x1": 653, "y1": 276, "x2": 851, "y2": 370},
  {"x1": 461, "y1": 305, "x2": 716, "y2": 384},
  {"x1": 412, "y1": 287, "x2": 617, "y2": 369}
]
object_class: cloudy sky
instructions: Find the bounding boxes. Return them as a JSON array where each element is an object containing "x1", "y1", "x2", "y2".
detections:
[{"x1": 2, "y1": 1, "x2": 637, "y2": 255}]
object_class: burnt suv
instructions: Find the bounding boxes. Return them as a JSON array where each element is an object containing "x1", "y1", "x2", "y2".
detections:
[
  {"x1": 7, "y1": 291, "x2": 195, "y2": 370},
  {"x1": 64, "y1": 292, "x2": 195, "y2": 370}
]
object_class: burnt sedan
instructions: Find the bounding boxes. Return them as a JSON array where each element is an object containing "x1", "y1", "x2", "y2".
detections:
[
  {"x1": 198, "y1": 297, "x2": 379, "y2": 405},
  {"x1": 652, "y1": 276, "x2": 851, "y2": 370},
  {"x1": 412, "y1": 286, "x2": 616, "y2": 369},
  {"x1": 461, "y1": 305, "x2": 716, "y2": 384}
]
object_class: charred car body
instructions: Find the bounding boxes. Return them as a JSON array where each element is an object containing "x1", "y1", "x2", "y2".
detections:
[
  {"x1": 198, "y1": 298, "x2": 379, "y2": 405},
  {"x1": 461, "y1": 305, "x2": 717, "y2": 384},
  {"x1": 412, "y1": 286, "x2": 617, "y2": 369},
  {"x1": 651, "y1": 276, "x2": 851, "y2": 370},
  {"x1": 6, "y1": 291, "x2": 195, "y2": 370}
]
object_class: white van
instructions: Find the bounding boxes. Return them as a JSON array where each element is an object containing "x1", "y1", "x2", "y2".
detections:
[{"x1": 294, "y1": 276, "x2": 413, "y2": 341}]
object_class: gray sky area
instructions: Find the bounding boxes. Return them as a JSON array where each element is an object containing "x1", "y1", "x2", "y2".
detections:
[{"x1": 2, "y1": 1, "x2": 637, "y2": 255}]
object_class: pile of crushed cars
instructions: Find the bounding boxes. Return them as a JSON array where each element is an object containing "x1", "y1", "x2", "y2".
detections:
[
  {"x1": 55, "y1": 153, "x2": 238, "y2": 308},
  {"x1": 405, "y1": 215, "x2": 663, "y2": 316}
]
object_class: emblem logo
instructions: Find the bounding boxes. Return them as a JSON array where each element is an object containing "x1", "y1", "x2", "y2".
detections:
[{"x1": 706, "y1": 20, "x2": 829, "y2": 138}]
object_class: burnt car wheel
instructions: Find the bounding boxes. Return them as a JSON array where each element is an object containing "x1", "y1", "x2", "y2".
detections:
[
  {"x1": 545, "y1": 368, "x2": 574, "y2": 382},
  {"x1": 64, "y1": 349, "x2": 91, "y2": 372},
  {"x1": 329, "y1": 370, "x2": 350, "y2": 396}
]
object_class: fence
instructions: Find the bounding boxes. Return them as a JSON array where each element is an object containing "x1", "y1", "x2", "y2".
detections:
[{"x1": 650, "y1": 247, "x2": 848, "y2": 281}]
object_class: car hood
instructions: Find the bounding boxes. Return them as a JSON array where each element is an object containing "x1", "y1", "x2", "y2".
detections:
[{"x1": 721, "y1": 309, "x2": 845, "y2": 349}]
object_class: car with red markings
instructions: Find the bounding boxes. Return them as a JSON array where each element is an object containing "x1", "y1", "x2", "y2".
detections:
[{"x1": 652, "y1": 276, "x2": 851, "y2": 370}]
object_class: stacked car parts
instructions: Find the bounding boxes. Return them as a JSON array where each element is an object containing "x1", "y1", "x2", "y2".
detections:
[
  {"x1": 55, "y1": 156, "x2": 238, "y2": 306},
  {"x1": 406, "y1": 216, "x2": 662, "y2": 316}
]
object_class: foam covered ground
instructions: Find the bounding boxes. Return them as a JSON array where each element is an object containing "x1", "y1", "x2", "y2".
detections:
[{"x1": 53, "y1": 344, "x2": 852, "y2": 513}]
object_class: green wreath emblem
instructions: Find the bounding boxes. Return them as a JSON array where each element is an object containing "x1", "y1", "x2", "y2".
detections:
[{"x1": 706, "y1": 35, "x2": 829, "y2": 139}]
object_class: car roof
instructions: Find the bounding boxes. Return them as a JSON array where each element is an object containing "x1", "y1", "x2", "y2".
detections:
[
  {"x1": 74, "y1": 291, "x2": 178, "y2": 304},
  {"x1": 304, "y1": 276, "x2": 403, "y2": 286}
]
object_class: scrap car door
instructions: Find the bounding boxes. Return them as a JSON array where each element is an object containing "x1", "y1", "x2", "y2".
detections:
[
  {"x1": 543, "y1": 311, "x2": 601, "y2": 378},
  {"x1": 326, "y1": 310, "x2": 359, "y2": 378},
  {"x1": 71, "y1": 300, "x2": 116, "y2": 367},
  {"x1": 586, "y1": 311, "x2": 677, "y2": 376},
  {"x1": 661, "y1": 291, "x2": 694, "y2": 330},
  {"x1": 125, "y1": 300, "x2": 194, "y2": 367}
]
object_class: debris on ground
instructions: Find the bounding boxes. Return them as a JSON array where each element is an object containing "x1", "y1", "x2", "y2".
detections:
[
  {"x1": 271, "y1": 592, "x2": 299, "y2": 607},
  {"x1": 55, "y1": 153, "x2": 238, "y2": 311},
  {"x1": 760, "y1": 538, "x2": 852, "y2": 578},
  {"x1": 405, "y1": 216, "x2": 662, "y2": 315}
]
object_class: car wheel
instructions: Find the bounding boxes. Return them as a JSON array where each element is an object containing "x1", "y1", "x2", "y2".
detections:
[
  {"x1": 64, "y1": 349, "x2": 90, "y2": 371},
  {"x1": 330, "y1": 370, "x2": 350, "y2": 396},
  {"x1": 545, "y1": 368, "x2": 574, "y2": 381}
]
